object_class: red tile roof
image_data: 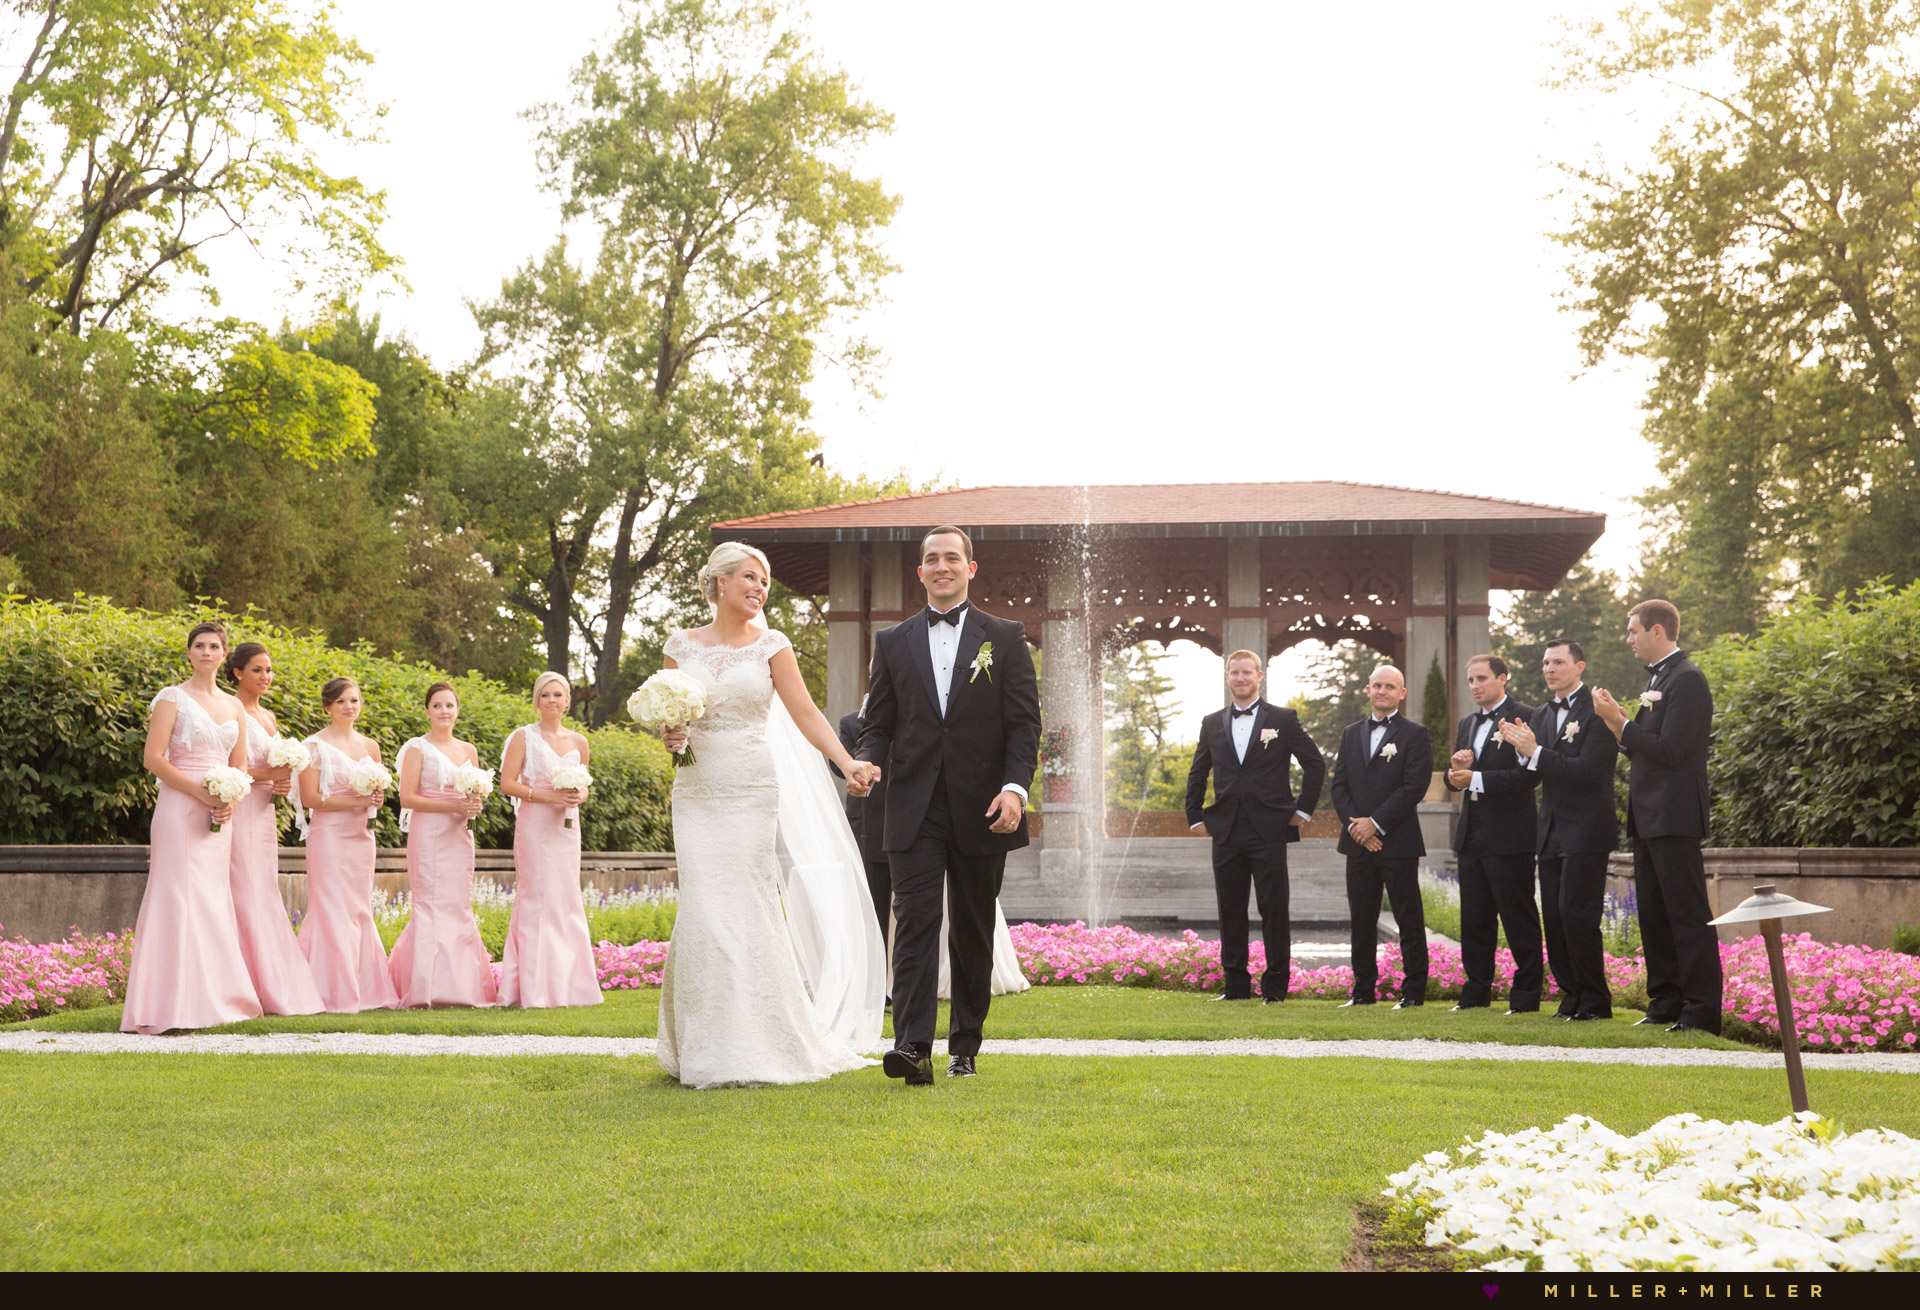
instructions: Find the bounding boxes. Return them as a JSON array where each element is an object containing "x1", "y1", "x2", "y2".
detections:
[{"x1": 714, "y1": 481, "x2": 1602, "y2": 537}]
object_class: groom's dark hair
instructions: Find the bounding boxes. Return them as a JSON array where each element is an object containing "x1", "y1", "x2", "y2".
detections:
[
  {"x1": 922, "y1": 524, "x2": 974, "y2": 562},
  {"x1": 1545, "y1": 637, "x2": 1586, "y2": 663}
]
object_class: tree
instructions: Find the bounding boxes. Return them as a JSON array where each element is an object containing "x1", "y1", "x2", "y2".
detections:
[
  {"x1": 1105, "y1": 643, "x2": 1178, "y2": 811},
  {"x1": 0, "y1": 0, "x2": 395, "y2": 337},
  {"x1": 474, "y1": 0, "x2": 898, "y2": 722},
  {"x1": 1420, "y1": 652, "x2": 1450, "y2": 772},
  {"x1": 1290, "y1": 640, "x2": 1380, "y2": 758},
  {"x1": 1493, "y1": 563, "x2": 1646, "y2": 705},
  {"x1": 1554, "y1": 1, "x2": 1920, "y2": 638}
]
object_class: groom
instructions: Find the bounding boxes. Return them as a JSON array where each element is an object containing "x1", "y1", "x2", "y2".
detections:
[{"x1": 855, "y1": 525, "x2": 1041, "y2": 1085}]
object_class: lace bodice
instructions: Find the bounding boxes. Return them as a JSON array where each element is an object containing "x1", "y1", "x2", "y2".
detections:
[
  {"x1": 515, "y1": 724, "x2": 580, "y2": 786},
  {"x1": 664, "y1": 628, "x2": 792, "y2": 734},
  {"x1": 241, "y1": 711, "x2": 280, "y2": 768},
  {"x1": 304, "y1": 736, "x2": 372, "y2": 795},
  {"x1": 151, "y1": 686, "x2": 240, "y2": 759},
  {"x1": 399, "y1": 737, "x2": 463, "y2": 794}
]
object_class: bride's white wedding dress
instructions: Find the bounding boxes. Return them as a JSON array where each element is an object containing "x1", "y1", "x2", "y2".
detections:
[{"x1": 657, "y1": 628, "x2": 884, "y2": 1089}]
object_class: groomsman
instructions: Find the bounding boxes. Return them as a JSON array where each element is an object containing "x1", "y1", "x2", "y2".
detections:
[
  {"x1": 836, "y1": 699, "x2": 892, "y2": 950},
  {"x1": 1330, "y1": 665, "x2": 1433, "y2": 1008},
  {"x1": 1592, "y1": 600, "x2": 1721, "y2": 1035},
  {"x1": 1499, "y1": 639, "x2": 1619, "y2": 1021},
  {"x1": 1443, "y1": 655, "x2": 1542, "y2": 1013},
  {"x1": 1185, "y1": 650, "x2": 1326, "y2": 1003}
]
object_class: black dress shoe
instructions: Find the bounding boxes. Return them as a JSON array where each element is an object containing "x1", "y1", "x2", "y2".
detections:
[
  {"x1": 882, "y1": 1047, "x2": 934, "y2": 1086},
  {"x1": 1211, "y1": 992, "x2": 1252, "y2": 1002},
  {"x1": 1632, "y1": 1016, "x2": 1677, "y2": 1027},
  {"x1": 1504, "y1": 1008, "x2": 1539, "y2": 1017},
  {"x1": 1338, "y1": 999, "x2": 1375, "y2": 1008},
  {"x1": 946, "y1": 1055, "x2": 976, "y2": 1078},
  {"x1": 1566, "y1": 1013, "x2": 1601, "y2": 1022},
  {"x1": 1392, "y1": 999, "x2": 1424, "y2": 1010},
  {"x1": 1449, "y1": 1003, "x2": 1487, "y2": 1012},
  {"x1": 1666, "y1": 1021, "x2": 1704, "y2": 1034},
  {"x1": 1262, "y1": 995, "x2": 1283, "y2": 1005}
]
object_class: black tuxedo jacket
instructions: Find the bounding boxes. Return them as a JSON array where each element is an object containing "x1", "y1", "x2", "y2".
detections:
[
  {"x1": 1330, "y1": 713, "x2": 1431, "y2": 858},
  {"x1": 1526, "y1": 685, "x2": 1619, "y2": 856},
  {"x1": 856, "y1": 603, "x2": 1042, "y2": 856},
  {"x1": 1184, "y1": 701, "x2": 1325, "y2": 850},
  {"x1": 834, "y1": 711, "x2": 888, "y2": 863},
  {"x1": 1444, "y1": 698, "x2": 1539, "y2": 855},
  {"x1": 1621, "y1": 650, "x2": 1713, "y2": 840}
]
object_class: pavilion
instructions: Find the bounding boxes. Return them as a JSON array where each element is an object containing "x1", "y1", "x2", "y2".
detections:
[{"x1": 712, "y1": 481, "x2": 1604, "y2": 875}]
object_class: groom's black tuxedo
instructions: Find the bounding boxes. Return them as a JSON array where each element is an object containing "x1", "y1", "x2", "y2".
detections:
[
  {"x1": 856, "y1": 600, "x2": 1041, "y2": 1060},
  {"x1": 1185, "y1": 700, "x2": 1323, "y2": 999},
  {"x1": 1525, "y1": 685, "x2": 1619, "y2": 1019}
]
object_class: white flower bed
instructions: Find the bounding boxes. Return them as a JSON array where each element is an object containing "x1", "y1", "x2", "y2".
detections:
[{"x1": 1385, "y1": 1112, "x2": 1920, "y2": 1272}]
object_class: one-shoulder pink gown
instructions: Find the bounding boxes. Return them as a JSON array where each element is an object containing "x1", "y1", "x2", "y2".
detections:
[
  {"x1": 389, "y1": 739, "x2": 499, "y2": 1008},
  {"x1": 229, "y1": 716, "x2": 323, "y2": 1015},
  {"x1": 297, "y1": 738, "x2": 399, "y2": 1012},
  {"x1": 121, "y1": 687, "x2": 264, "y2": 1034},
  {"x1": 499, "y1": 725, "x2": 602, "y2": 1008}
]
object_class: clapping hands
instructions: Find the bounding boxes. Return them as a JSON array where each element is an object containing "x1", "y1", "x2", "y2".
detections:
[
  {"x1": 1499, "y1": 719, "x2": 1538, "y2": 756},
  {"x1": 1447, "y1": 748, "x2": 1474, "y2": 790},
  {"x1": 1591, "y1": 688, "x2": 1628, "y2": 734}
]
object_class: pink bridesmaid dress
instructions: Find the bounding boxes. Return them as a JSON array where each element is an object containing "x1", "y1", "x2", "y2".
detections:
[
  {"x1": 296, "y1": 737, "x2": 400, "y2": 1012},
  {"x1": 121, "y1": 687, "x2": 264, "y2": 1034},
  {"x1": 388, "y1": 739, "x2": 498, "y2": 1008},
  {"x1": 499, "y1": 725, "x2": 602, "y2": 1008},
  {"x1": 228, "y1": 716, "x2": 324, "y2": 1015}
]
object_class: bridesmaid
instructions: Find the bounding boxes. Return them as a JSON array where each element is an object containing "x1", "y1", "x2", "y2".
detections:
[
  {"x1": 226, "y1": 642, "x2": 324, "y2": 1016},
  {"x1": 498, "y1": 672, "x2": 601, "y2": 1008},
  {"x1": 121, "y1": 621, "x2": 264, "y2": 1034},
  {"x1": 296, "y1": 676, "x2": 399, "y2": 1012},
  {"x1": 388, "y1": 682, "x2": 499, "y2": 1008}
]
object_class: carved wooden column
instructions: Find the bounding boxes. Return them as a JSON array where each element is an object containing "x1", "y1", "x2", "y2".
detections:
[
  {"x1": 1222, "y1": 537, "x2": 1266, "y2": 697},
  {"x1": 826, "y1": 541, "x2": 862, "y2": 725}
]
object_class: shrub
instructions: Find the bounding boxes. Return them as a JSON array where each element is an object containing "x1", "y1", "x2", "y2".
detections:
[
  {"x1": 1894, "y1": 923, "x2": 1920, "y2": 958},
  {"x1": 1699, "y1": 581, "x2": 1920, "y2": 848},
  {"x1": 0, "y1": 596, "x2": 675, "y2": 848}
]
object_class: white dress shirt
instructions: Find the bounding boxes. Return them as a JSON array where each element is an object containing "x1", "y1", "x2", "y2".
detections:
[
  {"x1": 928, "y1": 601, "x2": 1026, "y2": 803},
  {"x1": 1467, "y1": 695, "x2": 1510, "y2": 796},
  {"x1": 1353, "y1": 712, "x2": 1397, "y2": 838},
  {"x1": 1525, "y1": 683, "x2": 1583, "y2": 770},
  {"x1": 1213, "y1": 700, "x2": 1311, "y2": 824}
]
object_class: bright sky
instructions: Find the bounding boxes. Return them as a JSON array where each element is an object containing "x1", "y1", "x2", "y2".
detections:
[{"x1": 195, "y1": 0, "x2": 1662, "y2": 738}]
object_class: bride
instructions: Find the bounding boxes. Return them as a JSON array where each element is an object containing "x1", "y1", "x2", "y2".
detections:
[{"x1": 654, "y1": 542, "x2": 887, "y2": 1088}]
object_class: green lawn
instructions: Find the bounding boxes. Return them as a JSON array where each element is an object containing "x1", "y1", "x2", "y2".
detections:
[
  {"x1": 3, "y1": 986, "x2": 1759, "y2": 1051},
  {"x1": 2, "y1": 1052, "x2": 1915, "y2": 1270}
]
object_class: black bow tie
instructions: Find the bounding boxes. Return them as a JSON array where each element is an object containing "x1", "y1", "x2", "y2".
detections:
[
  {"x1": 1370, "y1": 717, "x2": 1392, "y2": 729},
  {"x1": 1552, "y1": 697, "x2": 1571, "y2": 710},
  {"x1": 1231, "y1": 705, "x2": 1257, "y2": 719},
  {"x1": 927, "y1": 604, "x2": 968, "y2": 628},
  {"x1": 1475, "y1": 710, "x2": 1494, "y2": 723}
]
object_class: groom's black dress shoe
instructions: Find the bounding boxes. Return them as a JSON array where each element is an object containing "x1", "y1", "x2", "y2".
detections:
[
  {"x1": 1338, "y1": 999, "x2": 1375, "y2": 1008},
  {"x1": 945, "y1": 1055, "x2": 976, "y2": 1078},
  {"x1": 883, "y1": 1047, "x2": 934, "y2": 1086}
]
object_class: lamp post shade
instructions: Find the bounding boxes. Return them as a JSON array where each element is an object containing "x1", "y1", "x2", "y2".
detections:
[
  {"x1": 1708, "y1": 884, "x2": 1833, "y2": 927},
  {"x1": 1709, "y1": 884, "x2": 1831, "y2": 1116}
]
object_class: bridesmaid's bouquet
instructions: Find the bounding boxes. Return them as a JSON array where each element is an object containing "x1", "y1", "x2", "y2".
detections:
[
  {"x1": 550, "y1": 765, "x2": 593, "y2": 828},
  {"x1": 266, "y1": 737, "x2": 312, "y2": 776},
  {"x1": 203, "y1": 766, "x2": 254, "y2": 833},
  {"x1": 347, "y1": 757, "x2": 395, "y2": 832},
  {"x1": 627, "y1": 670, "x2": 707, "y2": 768},
  {"x1": 452, "y1": 763, "x2": 495, "y2": 828}
]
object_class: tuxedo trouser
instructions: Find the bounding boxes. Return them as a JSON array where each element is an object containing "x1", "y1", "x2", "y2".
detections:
[
  {"x1": 1457, "y1": 840, "x2": 1544, "y2": 1010},
  {"x1": 861, "y1": 857, "x2": 893, "y2": 960},
  {"x1": 1345, "y1": 852, "x2": 1426, "y2": 1002},
  {"x1": 889, "y1": 777, "x2": 1006, "y2": 1058},
  {"x1": 1632, "y1": 835, "x2": 1723, "y2": 1032},
  {"x1": 1212, "y1": 827, "x2": 1290, "y2": 999},
  {"x1": 1539, "y1": 848, "x2": 1612, "y2": 1018}
]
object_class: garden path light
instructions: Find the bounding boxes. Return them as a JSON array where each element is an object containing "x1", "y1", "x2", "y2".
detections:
[{"x1": 1710, "y1": 884, "x2": 1832, "y2": 1115}]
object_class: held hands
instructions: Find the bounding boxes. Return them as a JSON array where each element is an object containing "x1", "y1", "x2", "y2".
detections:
[
  {"x1": 844, "y1": 761, "x2": 881, "y2": 796},
  {"x1": 1500, "y1": 719, "x2": 1538, "y2": 756},
  {"x1": 986, "y1": 790, "x2": 1024, "y2": 835}
]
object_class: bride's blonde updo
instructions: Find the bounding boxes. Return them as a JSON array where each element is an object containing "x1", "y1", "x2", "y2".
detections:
[{"x1": 699, "y1": 541, "x2": 772, "y2": 604}]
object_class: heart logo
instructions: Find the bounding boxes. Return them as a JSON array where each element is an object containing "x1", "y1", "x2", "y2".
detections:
[{"x1": 1482, "y1": 1286, "x2": 1499, "y2": 1300}]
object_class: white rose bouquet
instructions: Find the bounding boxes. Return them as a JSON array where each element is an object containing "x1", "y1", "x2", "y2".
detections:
[
  {"x1": 202, "y1": 766, "x2": 253, "y2": 833},
  {"x1": 550, "y1": 764, "x2": 593, "y2": 828},
  {"x1": 348, "y1": 757, "x2": 395, "y2": 832},
  {"x1": 452, "y1": 764, "x2": 495, "y2": 828},
  {"x1": 628, "y1": 670, "x2": 708, "y2": 768},
  {"x1": 266, "y1": 737, "x2": 312, "y2": 776}
]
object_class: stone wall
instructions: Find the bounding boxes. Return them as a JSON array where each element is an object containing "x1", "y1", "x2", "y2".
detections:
[{"x1": 1605, "y1": 848, "x2": 1920, "y2": 951}]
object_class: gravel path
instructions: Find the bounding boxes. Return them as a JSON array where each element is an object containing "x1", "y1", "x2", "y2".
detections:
[{"x1": 2, "y1": 1031, "x2": 1915, "y2": 1072}]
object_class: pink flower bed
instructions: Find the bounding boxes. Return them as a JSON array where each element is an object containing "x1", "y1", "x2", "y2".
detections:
[
  {"x1": 0, "y1": 923, "x2": 133, "y2": 1022},
  {"x1": 1720, "y1": 932, "x2": 1920, "y2": 1053},
  {"x1": 595, "y1": 940, "x2": 670, "y2": 989},
  {"x1": 1003, "y1": 921, "x2": 1920, "y2": 1054}
]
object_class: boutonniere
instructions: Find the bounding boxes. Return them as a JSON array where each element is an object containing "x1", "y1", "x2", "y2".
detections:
[
  {"x1": 1260, "y1": 728, "x2": 1279, "y2": 749},
  {"x1": 1562, "y1": 721, "x2": 1582, "y2": 742},
  {"x1": 1379, "y1": 743, "x2": 1398, "y2": 760},
  {"x1": 969, "y1": 641, "x2": 994, "y2": 683},
  {"x1": 1642, "y1": 689, "x2": 1663, "y2": 704}
]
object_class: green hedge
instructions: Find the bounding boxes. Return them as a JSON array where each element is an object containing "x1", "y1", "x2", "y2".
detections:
[
  {"x1": 0, "y1": 597, "x2": 675, "y2": 850},
  {"x1": 1700, "y1": 581, "x2": 1920, "y2": 848}
]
